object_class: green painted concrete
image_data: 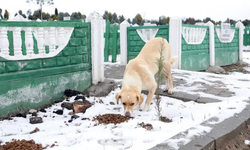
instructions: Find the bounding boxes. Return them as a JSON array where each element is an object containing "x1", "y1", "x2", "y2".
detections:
[
  {"x1": 0, "y1": 21, "x2": 92, "y2": 118},
  {"x1": 0, "y1": 70, "x2": 91, "y2": 118},
  {"x1": 127, "y1": 25, "x2": 169, "y2": 62},
  {"x1": 104, "y1": 21, "x2": 120, "y2": 62},
  {"x1": 215, "y1": 27, "x2": 239, "y2": 66},
  {"x1": 244, "y1": 26, "x2": 250, "y2": 46},
  {"x1": 181, "y1": 26, "x2": 210, "y2": 71}
]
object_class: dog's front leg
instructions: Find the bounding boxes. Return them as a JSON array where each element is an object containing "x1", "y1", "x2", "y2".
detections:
[{"x1": 143, "y1": 83, "x2": 157, "y2": 112}]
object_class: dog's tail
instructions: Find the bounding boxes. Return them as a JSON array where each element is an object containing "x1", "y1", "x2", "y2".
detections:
[{"x1": 170, "y1": 56, "x2": 178, "y2": 64}]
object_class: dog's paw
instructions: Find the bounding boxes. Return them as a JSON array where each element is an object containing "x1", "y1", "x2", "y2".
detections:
[
  {"x1": 163, "y1": 88, "x2": 168, "y2": 92},
  {"x1": 168, "y1": 89, "x2": 173, "y2": 94}
]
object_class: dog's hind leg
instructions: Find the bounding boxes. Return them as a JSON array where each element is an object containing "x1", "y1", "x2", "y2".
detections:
[
  {"x1": 143, "y1": 82, "x2": 157, "y2": 112},
  {"x1": 163, "y1": 62, "x2": 174, "y2": 94}
]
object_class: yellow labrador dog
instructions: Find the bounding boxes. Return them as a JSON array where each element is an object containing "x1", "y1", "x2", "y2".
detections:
[{"x1": 116, "y1": 37, "x2": 177, "y2": 117}]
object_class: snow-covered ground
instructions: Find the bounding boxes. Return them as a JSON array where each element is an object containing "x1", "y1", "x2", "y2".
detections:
[{"x1": 0, "y1": 52, "x2": 250, "y2": 150}]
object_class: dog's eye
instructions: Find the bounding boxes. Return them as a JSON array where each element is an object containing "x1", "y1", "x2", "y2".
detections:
[
  {"x1": 123, "y1": 103, "x2": 126, "y2": 106},
  {"x1": 130, "y1": 103, "x2": 134, "y2": 106}
]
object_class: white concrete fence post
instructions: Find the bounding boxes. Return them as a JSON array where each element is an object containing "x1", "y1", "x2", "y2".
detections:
[
  {"x1": 0, "y1": 27, "x2": 9, "y2": 56},
  {"x1": 25, "y1": 27, "x2": 34, "y2": 57},
  {"x1": 169, "y1": 17, "x2": 182, "y2": 69},
  {"x1": 37, "y1": 27, "x2": 46, "y2": 55},
  {"x1": 87, "y1": 11, "x2": 105, "y2": 85},
  {"x1": 208, "y1": 21, "x2": 215, "y2": 66},
  {"x1": 236, "y1": 21, "x2": 245, "y2": 61},
  {"x1": 48, "y1": 27, "x2": 56, "y2": 53},
  {"x1": 13, "y1": 27, "x2": 22, "y2": 56},
  {"x1": 120, "y1": 20, "x2": 130, "y2": 65}
]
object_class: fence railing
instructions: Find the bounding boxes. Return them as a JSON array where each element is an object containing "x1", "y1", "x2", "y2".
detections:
[
  {"x1": 0, "y1": 21, "x2": 74, "y2": 60},
  {"x1": 104, "y1": 20, "x2": 120, "y2": 62},
  {"x1": 0, "y1": 12, "x2": 105, "y2": 118},
  {"x1": 119, "y1": 19, "x2": 245, "y2": 71},
  {"x1": 181, "y1": 24, "x2": 210, "y2": 71},
  {"x1": 244, "y1": 26, "x2": 250, "y2": 50}
]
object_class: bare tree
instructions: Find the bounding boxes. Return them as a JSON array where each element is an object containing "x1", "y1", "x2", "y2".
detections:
[{"x1": 26, "y1": 0, "x2": 54, "y2": 20}]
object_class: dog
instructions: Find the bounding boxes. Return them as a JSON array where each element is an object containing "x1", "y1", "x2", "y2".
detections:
[{"x1": 116, "y1": 37, "x2": 177, "y2": 117}]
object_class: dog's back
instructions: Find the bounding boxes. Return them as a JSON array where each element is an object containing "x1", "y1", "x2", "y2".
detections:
[{"x1": 134, "y1": 37, "x2": 172, "y2": 74}]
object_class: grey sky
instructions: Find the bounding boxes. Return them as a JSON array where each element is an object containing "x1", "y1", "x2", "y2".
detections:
[{"x1": 1, "y1": 0, "x2": 250, "y2": 22}]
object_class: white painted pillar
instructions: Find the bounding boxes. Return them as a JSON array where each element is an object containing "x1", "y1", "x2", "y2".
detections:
[
  {"x1": 57, "y1": 27, "x2": 65, "y2": 46},
  {"x1": 87, "y1": 12, "x2": 105, "y2": 85},
  {"x1": 120, "y1": 20, "x2": 130, "y2": 65},
  {"x1": 236, "y1": 21, "x2": 245, "y2": 61},
  {"x1": 169, "y1": 17, "x2": 182, "y2": 69},
  {"x1": 0, "y1": 27, "x2": 9, "y2": 56},
  {"x1": 208, "y1": 21, "x2": 215, "y2": 66},
  {"x1": 13, "y1": 27, "x2": 22, "y2": 56},
  {"x1": 48, "y1": 27, "x2": 56, "y2": 53},
  {"x1": 37, "y1": 28, "x2": 46, "y2": 55},
  {"x1": 25, "y1": 27, "x2": 34, "y2": 57}
]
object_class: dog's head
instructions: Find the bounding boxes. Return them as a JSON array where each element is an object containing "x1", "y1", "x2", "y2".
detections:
[{"x1": 115, "y1": 89, "x2": 144, "y2": 117}]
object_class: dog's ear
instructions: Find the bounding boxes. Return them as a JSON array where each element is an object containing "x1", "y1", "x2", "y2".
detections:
[
  {"x1": 136, "y1": 94, "x2": 144, "y2": 106},
  {"x1": 115, "y1": 93, "x2": 122, "y2": 104}
]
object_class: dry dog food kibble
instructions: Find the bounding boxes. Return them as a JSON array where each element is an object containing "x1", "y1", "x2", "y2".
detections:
[
  {"x1": 92, "y1": 114, "x2": 132, "y2": 125},
  {"x1": 0, "y1": 139, "x2": 48, "y2": 150}
]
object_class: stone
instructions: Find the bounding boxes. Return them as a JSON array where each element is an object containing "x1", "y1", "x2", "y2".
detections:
[
  {"x1": 16, "y1": 112, "x2": 27, "y2": 118},
  {"x1": 236, "y1": 60, "x2": 249, "y2": 67},
  {"x1": 30, "y1": 127, "x2": 40, "y2": 134},
  {"x1": 71, "y1": 115, "x2": 80, "y2": 120},
  {"x1": 61, "y1": 102, "x2": 73, "y2": 110},
  {"x1": 74, "y1": 100, "x2": 91, "y2": 105},
  {"x1": 109, "y1": 102, "x2": 115, "y2": 105},
  {"x1": 206, "y1": 66, "x2": 226, "y2": 74},
  {"x1": 74, "y1": 95, "x2": 86, "y2": 101},
  {"x1": 53, "y1": 109, "x2": 63, "y2": 115},
  {"x1": 40, "y1": 108, "x2": 46, "y2": 113},
  {"x1": 83, "y1": 80, "x2": 116, "y2": 97},
  {"x1": 73, "y1": 103, "x2": 91, "y2": 113},
  {"x1": 30, "y1": 117, "x2": 43, "y2": 124},
  {"x1": 64, "y1": 89, "x2": 82, "y2": 97},
  {"x1": 29, "y1": 109, "x2": 37, "y2": 114},
  {"x1": 31, "y1": 112, "x2": 37, "y2": 117}
]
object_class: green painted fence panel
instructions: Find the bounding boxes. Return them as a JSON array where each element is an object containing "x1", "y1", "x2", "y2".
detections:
[
  {"x1": 127, "y1": 25, "x2": 169, "y2": 62},
  {"x1": 104, "y1": 20, "x2": 120, "y2": 62},
  {"x1": 215, "y1": 27, "x2": 239, "y2": 66},
  {"x1": 0, "y1": 21, "x2": 92, "y2": 118},
  {"x1": 104, "y1": 20, "x2": 110, "y2": 62},
  {"x1": 181, "y1": 25, "x2": 210, "y2": 71},
  {"x1": 244, "y1": 26, "x2": 250, "y2": 46},
  {"x1": 0, "y1": 70, "x2": 91, "y2": 118}
]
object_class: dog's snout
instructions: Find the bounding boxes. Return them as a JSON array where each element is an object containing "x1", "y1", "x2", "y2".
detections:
[{"x1": 125, "y1": 111, "x2": 131, "y2": 117}]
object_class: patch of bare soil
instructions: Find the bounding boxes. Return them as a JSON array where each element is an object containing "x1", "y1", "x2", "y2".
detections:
[
  {"x1": 138, "y1": 122, "x2": 153, "y2": 131},
  {"x1": 0, "y1": 139, "x2": 57, "y2": 150},
  {"x1": 92, "y1": 114, "x2": 133, "y2": 125},
  {"x1": 218, "y1": 126, "x2": 250, "y2": 150},
  {"x1": 222, "y1": 64, "x2": 250, "y2": 74}
]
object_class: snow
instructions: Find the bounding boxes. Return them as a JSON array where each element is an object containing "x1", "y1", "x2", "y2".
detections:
[
  {"x1": 245, "y1": 140, "x2": 250, "y2": 145},
  {"x1": 0, "y1": 52, "x2": 250, "y2": 150}
]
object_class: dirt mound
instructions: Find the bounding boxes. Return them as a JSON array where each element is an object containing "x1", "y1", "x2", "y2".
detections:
[
  {"x1": 93, "y1": 114, "x2": 132, "y2": 125},
  {"x1": 0, "y1": 139, "x2": 51, "y2": 150}
]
